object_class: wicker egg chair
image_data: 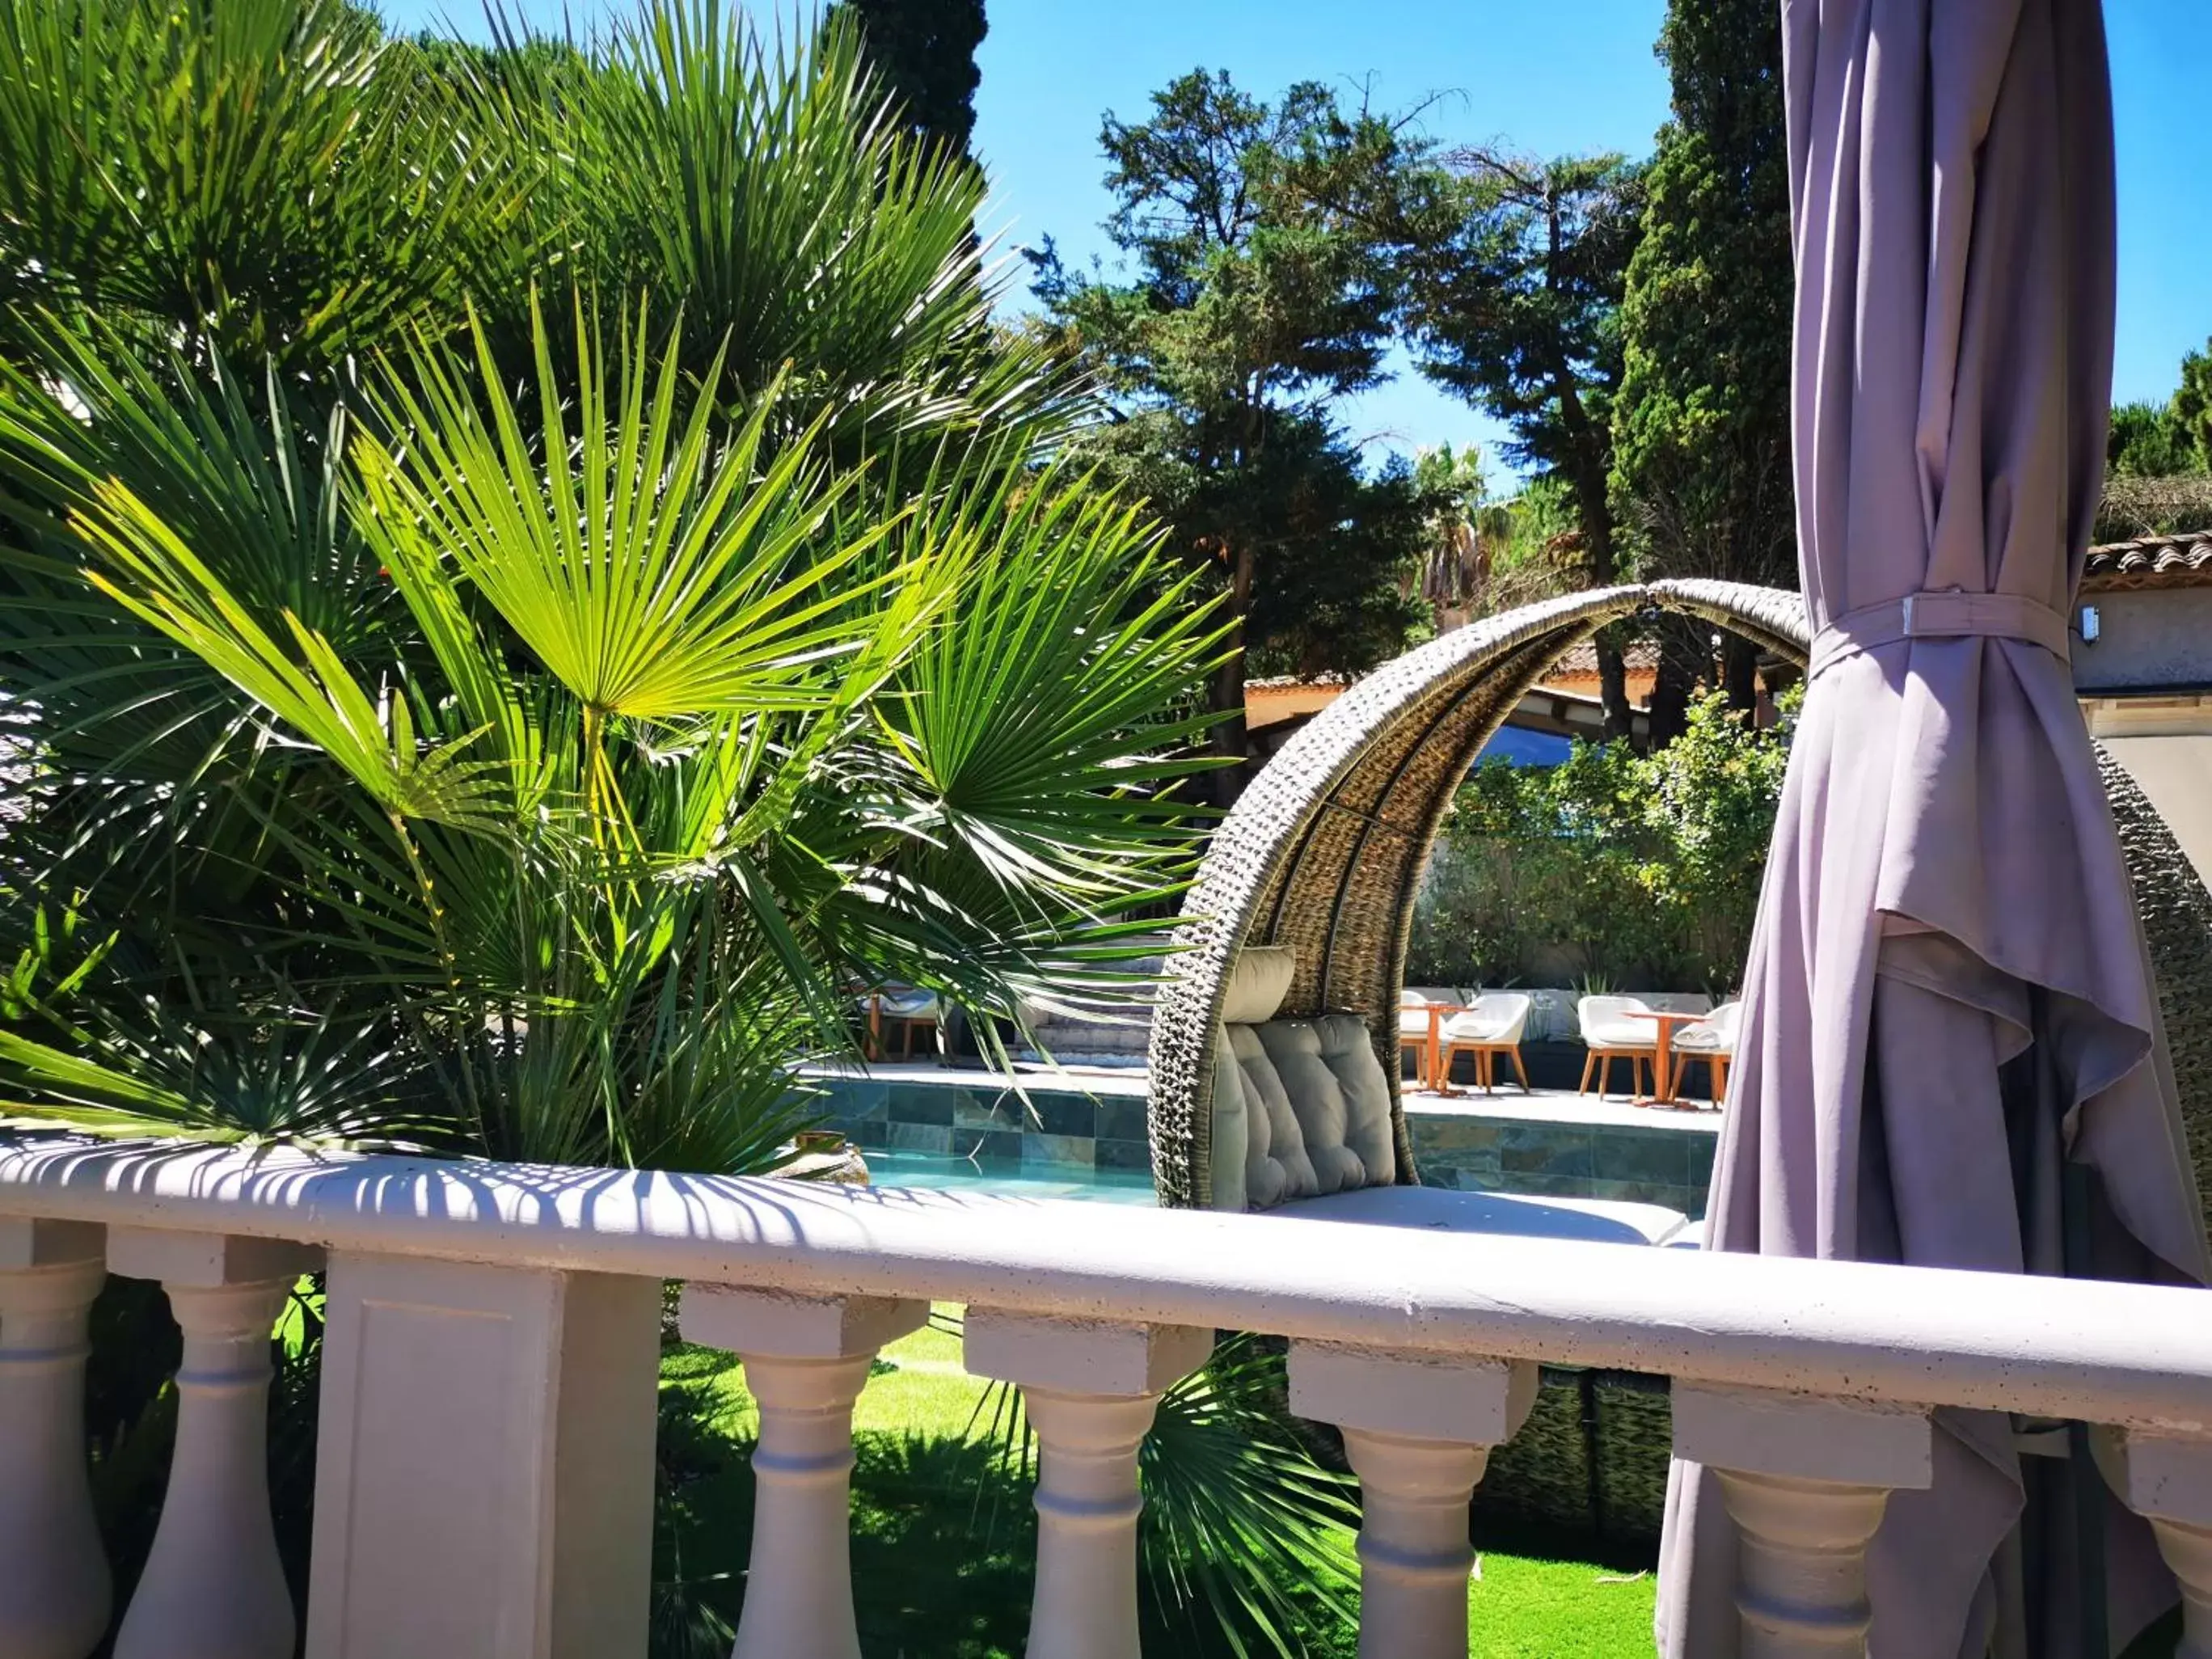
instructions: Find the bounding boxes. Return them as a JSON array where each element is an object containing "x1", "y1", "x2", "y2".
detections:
[
  {"x1": 1146, "y1": 576, "x2": 2212, "y2": 1235},
  {"x1": 1146, "y1": 578, "x2": 1808, "y2": 1212},
  {"x1": 1143, "y1": 578, "x2": 2212, "y2": 1547}
]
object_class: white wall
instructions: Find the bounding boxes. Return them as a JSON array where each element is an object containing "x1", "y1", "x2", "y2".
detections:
[{"x1": 2091, "y1": 724, "x2": 2212, "y2": 889}]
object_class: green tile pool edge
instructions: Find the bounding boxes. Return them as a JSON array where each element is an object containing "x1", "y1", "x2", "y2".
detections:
[{"x1": 809, "y1": 1074, "x2": 1716, "y2": 1218}]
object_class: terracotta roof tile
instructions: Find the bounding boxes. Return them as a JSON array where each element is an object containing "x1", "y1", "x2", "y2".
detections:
[
  {"x1": 1548, "y1": 640, "x2": 1661, "y2": 677},
  {"x1": 2083, "y1": 530, "x2": 2212, "y2": 590}
]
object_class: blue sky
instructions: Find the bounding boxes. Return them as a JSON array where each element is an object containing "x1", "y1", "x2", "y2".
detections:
[{"x1": 385, "y1": 0, "x2": 2212, "y2": 478}]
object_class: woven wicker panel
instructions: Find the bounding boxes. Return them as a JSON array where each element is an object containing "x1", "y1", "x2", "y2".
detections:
[
  {"x1": 1648, "y1": 577, "x2": 1813, "y2": 664},
  {"x1": 1462, "y1": 1373, "x2": 1675, "y2": 1550},
  {"x1": 1378, "y1": 634, "x2": 1577, "y2": 1029},
  {"x1": 1310, "y1": 631, "x2": 1586, "y2": 1185},
  {"x1": 1265, "y1": 800, "x2": 1370, "y2": 1015},
  {"x1": 1257, "y1": 655, "x2": 1522, "y2": 1010},
  {"x1": 1590, "y1": 1382, "x2": 1674, "y2": 1542},
  {"x1": 1469, "y1": 1378, "x2": 1594, "y2": 1534},
  {"x1": 2095, "y1": 743, "x2": 2212, "y2": 1252}
]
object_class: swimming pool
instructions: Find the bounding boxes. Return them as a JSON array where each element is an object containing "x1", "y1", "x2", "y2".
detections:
[{"x1": 860, "y1": 1148, "x2": 1156, "y2": 1205}]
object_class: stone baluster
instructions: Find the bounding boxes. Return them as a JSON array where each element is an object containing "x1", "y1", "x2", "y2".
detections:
[
  {"x1": 965, "y1": 1310, "x2": 1214, "y2": 1659},
  {"x1": 107, "y1": 1228, "x2": 321, "y2": 1659},
  {"x1": 2094, "y1": 1426, "x2": 2212, "y2": 1658},
  {"x1": 1673, "y1": 1382, "x2": 1934, "y2": 1657},
  {"x1": 682, "y1": 1286, "x2": 927, "y2": 1659},
  {"x1": 1288, "y1": 1342, "x2": 1536, "y2": 1658},
  {"x1": 0, "y1": 1218, "x2": 111, "y2": 1659}
]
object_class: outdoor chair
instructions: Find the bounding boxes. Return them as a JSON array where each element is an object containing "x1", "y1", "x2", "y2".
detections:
[
  {"x1": 1142, "y1": 580, "x2": 2212, "y2": 1551},
  {"x1": 1436, "y1": 992, "x2": 1533, "y2": 1091},
  {"x1": 855, "y1": 986, "x2": 940, "y2": 1061},
  {"x1": 1666, "y1": 1000, "x2": 1742, "y2": 1104},
  {"x1": 1577, "y1": 995, "x2": 1662, "y2": 1098}
]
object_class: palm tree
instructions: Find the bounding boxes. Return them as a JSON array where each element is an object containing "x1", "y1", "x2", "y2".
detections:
[
  {"x1": 0, "y1": 0, "x2": 1224, "y2": 1165},
  {"x1": 0, "y1": 6, "x2": 1357, "y2": 1654},
  {"x1": 1414, "y1": 442, "x2": 1536, "y2": 629}
]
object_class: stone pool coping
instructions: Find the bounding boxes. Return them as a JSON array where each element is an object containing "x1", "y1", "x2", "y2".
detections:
[
  {"x1": 805, "y1": 1065, "x2": 1719, "y2": 1218},
  {"x1": 1402, "y1": 1084, "x2": 1722, "y2": 1134}
]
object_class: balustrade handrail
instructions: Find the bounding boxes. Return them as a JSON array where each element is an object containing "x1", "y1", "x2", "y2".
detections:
[{"x1": 5, "y1": 1136, "x2": 2212, "y2": 1433}]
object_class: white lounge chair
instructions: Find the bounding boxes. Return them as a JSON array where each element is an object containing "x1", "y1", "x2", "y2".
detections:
[
  {"x1": 856, "y1": 985, "x2": 940, "y2": 1060},
  {"x1": 1667, "y1": 999, "x2": 1743, "y2": 1104},
  {"x1": 1577, "y1": 994, "x2": 1661, "y2": 1097},
  {"x1": 1436, "y1": 992, "x2": 1533, "y2": 1092}
]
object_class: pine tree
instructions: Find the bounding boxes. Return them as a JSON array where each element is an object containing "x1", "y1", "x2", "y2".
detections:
[
  {"x1": 2169, "y1": 342, "x2": 2212, "y2": 473},
  {"x1": 1402, "y1": 149, "x2": 1648, "y2": 734},
  {"x1": 1031, "y1": 71, "x2": 1433, "y2": 796}
]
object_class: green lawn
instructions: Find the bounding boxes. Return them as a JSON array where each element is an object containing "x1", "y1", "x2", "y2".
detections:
[
  {"x1": 1467, "y1": 1555, "x2": 1656, "y2": 1657},
  {"x1": 656, "y1": 1311, "x2": 1660, "y2": 1657}
]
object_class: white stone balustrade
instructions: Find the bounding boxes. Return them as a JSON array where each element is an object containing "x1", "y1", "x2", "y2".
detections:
[
  {"x1": 1288, "y1": 1343, "x2": 1537, "y2": 1657},
  {"x1": 306, "y1": 1255, "x2": 661, "y2": 1659},
  {"x1": 108, "y1": 1227, "x2": 323, "y2": 1659},
  {"x1": 0, "y1": 1141, "x2": 2207, "y2": 1659},
  {"x1": 1673, "y1": 1383, "x2": 1934, "y2": 1657},
  {"x1": 681, "y1": 1287, "x2": 927, "y2": 1659},
  {"x1": 0, "y1": 1217, "x2": 110, "y2": 1659},
  {"x1": 2095, "y1": 1428, "x2": 2212, "y2": 1658},
  {"x1": 965, "y1": 1311, "x2": 1214, "y2": 1659}
]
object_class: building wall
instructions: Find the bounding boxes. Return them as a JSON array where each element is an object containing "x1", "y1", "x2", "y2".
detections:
[
  {"x1": 2087, "y1": 722, "x2": 2212, "y2": 889},
  {"x1": 1545, "y1": 667, "x2": 1659, "y2": 705},
  {"x1": 2073, "y1": 588, "x2": 2212, "y2": 692},
  {"x1": 1245, "y1": 681, "x2": 1345, "y2": 731},
  {"x1": 2072, "y1": 586, "x2": 2212, "y2": 887}
]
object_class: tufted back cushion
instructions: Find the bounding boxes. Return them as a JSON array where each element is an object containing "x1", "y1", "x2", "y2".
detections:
[
  {"x1": 1220, "y1": 945, "x2": 1298, "y2": 1023},
  {"x1": 1209, "y1": 1013, "x2": 1398, "y2": 1210}
]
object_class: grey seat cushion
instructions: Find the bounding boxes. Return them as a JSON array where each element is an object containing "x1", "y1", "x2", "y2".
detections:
[
  {"x1": 1256, "y1": 1017, "x2": 1395, "y2": 1197},
  {"x1": 1274, "y1": 1184, "x2": 1692, "y2": 1247},
  {"x1": 1226, "y1": 1022, "x2": 1305, "y2": 1207}
]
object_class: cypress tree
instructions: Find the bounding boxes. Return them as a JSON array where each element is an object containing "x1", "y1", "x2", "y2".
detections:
[
  {"x1": 830, "y1": 0, "x2": 987, "y2": 158},
  {"x1": 1611, "y1": 0, "x2": 1795, "y2": 731}
]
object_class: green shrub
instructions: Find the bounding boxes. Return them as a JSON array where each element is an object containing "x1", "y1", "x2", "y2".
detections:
[{"x1": 1408, "y1": 687, "x2": 1796, "y2": 992}]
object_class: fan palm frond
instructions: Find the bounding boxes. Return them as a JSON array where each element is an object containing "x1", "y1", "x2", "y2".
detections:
[
  {"x1": 0, "y1": 998, "x2": 447, "y2": 1149},
  {"x1": 0, "y1": 0, "x2": 532, "y2": 367}
]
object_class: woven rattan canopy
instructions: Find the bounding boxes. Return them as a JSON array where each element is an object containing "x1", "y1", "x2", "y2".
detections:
[{"x1": 1145, "y1": 580, "x2": 2212, "y2": 1225}]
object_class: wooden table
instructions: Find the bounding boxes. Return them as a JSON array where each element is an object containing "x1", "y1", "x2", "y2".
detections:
[
  {"x1": 1407, "y1": 1003, "x2": 1454, "y2": 1093},
  {"x1": 1424, "y1": 1003, "x2": 1464, "y2": 1093},
  {"x1": 1632, "y1": 1010, "x2": 1707, "y2": 1109}
]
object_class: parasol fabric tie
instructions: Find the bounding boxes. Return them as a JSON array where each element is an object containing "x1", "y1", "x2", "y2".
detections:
[{"x1": 1806, "y1": 589, "x2": 2073, "y2": 680}]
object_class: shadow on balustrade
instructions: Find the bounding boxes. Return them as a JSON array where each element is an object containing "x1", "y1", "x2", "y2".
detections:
[{"x1": 2, "y1": 1133, "x2": 1125, "y2": 1251}]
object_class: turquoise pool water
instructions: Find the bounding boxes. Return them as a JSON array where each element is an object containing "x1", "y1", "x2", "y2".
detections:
[{"x1": 862, "y1": 1148, "x2": 1156, "y2": 1205}]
